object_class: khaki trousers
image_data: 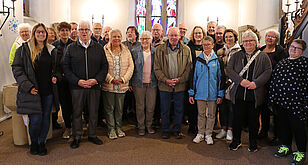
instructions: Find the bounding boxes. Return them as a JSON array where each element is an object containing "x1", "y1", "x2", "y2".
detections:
[{"x1": 197, "y1": 100, "x2": 217, "y2": 136}]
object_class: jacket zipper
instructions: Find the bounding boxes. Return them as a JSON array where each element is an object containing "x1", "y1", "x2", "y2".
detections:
[{"x1": 85, "y1": 48, "x2": 88, "y2": 80}]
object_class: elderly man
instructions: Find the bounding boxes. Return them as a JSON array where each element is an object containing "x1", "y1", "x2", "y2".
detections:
[
  {"x1": 151, "y1": 24, "x2": 164, "y2": 47},
  {"x1": 207, "y1": 21, "x2": 216, "y2": 42},
  {"x1": 63, "y1": 20, "x2": 108, "y2": 149},
  {"x1": 9, "y1": 23, "x2": 31, "y2": 66},
  {"x1": 91, "y1": 22, "x2": 105, "y2": 47},
  {"x1": 179, "y1": 23, "x2": 189, "y2": 45},
  {"x1": 214, "y1": 25, "x2": 226, "y2": 53},
  {"x1": 122, "y1": 26, "x2": 141, "y2": 51},
  {"x1": 52, "y1": 21, "x2": 74, "y2": 138},
  {"x1": 70, "y1": 22, "x2": 78, "y2": 41},
  {"x1": 154, "y1": 27, "x2": 192, "y2": 139},
  {"x1": 101, "y1": 26, "x2": 112, "y2": 47}
]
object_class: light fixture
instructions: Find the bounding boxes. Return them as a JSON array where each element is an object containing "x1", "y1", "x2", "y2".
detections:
[{"x1": 0, "y1": 0, "x2": 16, "y2": 31}]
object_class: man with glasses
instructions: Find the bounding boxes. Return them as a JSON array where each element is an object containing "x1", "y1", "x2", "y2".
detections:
[
  {"x1": 154, "y1": 27, "x2": 192, "y2": 139},
  {"x1": 151, "y1": 24, "x2": 165, "y2": 47},
  {"x1": 179, "y1": 23, "x2": 189, "y2": 45},
  {"x1": 63, "y1": 20, "x2": 108, "y2": 149},
  {"x1": 122, "y1": 26, "x2": 141, "y2": 51},
  {"x1": 91, "y1": 22, "x2": 104, "y2": 46}
]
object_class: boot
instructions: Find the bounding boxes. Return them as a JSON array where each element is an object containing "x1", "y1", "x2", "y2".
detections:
[
  {"x1": 38, "y1": 142, "x2": 47, "y2": 156},
  {"x1": 30, "y1": 142, "x2": 38, "y2": 155}
]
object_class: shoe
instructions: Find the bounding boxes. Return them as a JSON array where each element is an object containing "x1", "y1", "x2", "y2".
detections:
[
  {"x1": 193, "y1": 134, "x2": 204, "y2": 143},
  {"x1": 274, "y1": 145, "x2": 291, "y2": 158},
  {"x1": 62, "y1": 128, "x2": 72, "y2": 139},
  {"x1": 248, "y1": 145, "x2": 258, "y2": 152},
  {"x1": 70, "y1": 139, "x2": 80, "y2": 149},
  {"x1": 174, "y1": 131, "x2": 184, "y2": 139},
  {"x1": 138, "y1": 129, "x2": 145, "y2": 136},
  {"x1": 30, "y1": 142, "x2": 38, "y2": 155},
  {"x1": 38, "y1": 143, "x2": 47, "y2": 156},
  {"x1": 161, "y1": 131, "x2": 170, "y2": 139},
  {"x1": 216, "y1": 129, "x2": 226, "y2": 139},
  {"x1": 257, "y1": 132, "x2": 268, "y2": 139},
  {"x1": 108, "y1": 129, "x2": 118, "y2": 139},
  {"x1": 291, "y1": 151, "x2": 306, "y2": 165},
  {"x1": 229, "y1": 141, "x2": 242, "y2": 151},
  {"x1": 88, "y1": 137, "x2": 103, "y2": 145},
  {"x1": 116, "y1": 129, "x2": 126, "y2": 138},
  {"x1": 146, "y1": 127, "x2": 155, "y2": 134},
  {"x1": 205, "y1": 135, "x2": 214, "y2": 145},
  {"x1": 269, "y1": 137, "x2": 281, "y2": 146},
  {"x1": 226, "y1": 130, "x2": 233, "y2": 141}
]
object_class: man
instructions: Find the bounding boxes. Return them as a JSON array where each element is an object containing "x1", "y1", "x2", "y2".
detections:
[
  {"x1": 91, "y1": 22, "x2": 104, "y2": 46},
  {"x1": 154, "y1": 27, "x2": 192, "y2": 139},
  {"x1": 70, "y1": 22, "x2": 78, "y2": 41},
  {"x1": 207, "y1": 21, "x2": 216, "y2": 42},
  {"x1": 52, "y1": 22, "x2": 74, "y2": 138},
  {"x1": 122, "y1": 26, "x2": 141, "y2": 51},
  {"x1": 214, "y1": 25, "x2": 226, "y2": 53},
  {"x1": 101, "y1": 26, "x2": 112, "y2": 47},
  {"x1": 179, "y1": 23, "x2": 189, "y2": 45},
  {"x1": 151, "y1": 24, "x2": 165, "y2": 47},
  {"x1": 63, "y1": 20, "x2": 108, "y2": 149}
]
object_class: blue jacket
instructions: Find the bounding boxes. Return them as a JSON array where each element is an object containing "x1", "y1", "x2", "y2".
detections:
[
  {"x1": 130, "y1": 45, "x2": 157, "y2": 88},
  {"x1": 188, "y1": 52, "x2": 224, "y2": 101}
]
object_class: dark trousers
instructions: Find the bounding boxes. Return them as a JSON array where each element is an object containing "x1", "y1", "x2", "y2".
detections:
[
  {"x1": 153, "y1": 88, "x2": 161, "y2": 122},
  {"x1": 219, "y1": 98, "x2": 233, "y2": 128},
  {"x1": 28, "y1": 95, "x2": 53, "y2": 144},
  {"x1": 259, "y1": 103, "x2": 270, "y2": 135},
  {"x1": 160, "y1": 91, "x2": 184, "y2": 132},
  {"x1": 58, "y1": 80, "x2": 73, "y2": 128},
  {"x1": 98, "y1": 90, "x2": 104, "y2": 122},
  {"x1": 277, "y1": 105, "x2": 307, "y2": 152},
  {"x1": 71, "y1": 89, "x2": 100, "y2": 139},
  {"x1": 232, "y1": 100, "x2": 260, "y2": 147}
]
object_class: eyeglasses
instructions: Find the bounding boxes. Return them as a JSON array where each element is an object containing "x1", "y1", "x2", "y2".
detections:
[
  {"x1": 202, "y1": 43, "x2": 213, "y2": 47},
  {"x1": 79, "y1": 28, "x2": 90, "y2": 32},
  {"x1": 243, "y1": 40, "x2": 255, "y2": 43},
  {"x1": 168, "y1": 34, "x2": 179, "y2": 37},
  {"x1": 152, "y1": 29, "x2": 161, "y2": 32},
  {"x1": 179, "y1": 28, "x2": 187, "y2": 31},
  {"x1": 20, "y1": 31, "x2": 29, "y2": 34},
  {"x1": 290, "y1": 45, "x2": 303, "y2": 51},
  {"x1": 140, "y1": 38, "x2": 151, "y2": 41},
  {"x1": 35, "y1": 30, "x2": 46, "y2": 34},
  {"x1": 266, "y1": 35, "x2": 276, "y2": 39},
  {"x1": 194, "y1": 32, "x2": 202, "y2": 35}
]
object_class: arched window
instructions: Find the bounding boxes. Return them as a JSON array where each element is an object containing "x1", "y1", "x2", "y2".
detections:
[{"x1": 136, "y1": 0, "x2": 177, "y2": 35}]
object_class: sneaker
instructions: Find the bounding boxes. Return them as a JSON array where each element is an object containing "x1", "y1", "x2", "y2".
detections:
[
  {"x1": 274, "y1": 145, "x2": 291, "y2": 158},
  {"x1": 226, "y1": 130, "x2": 233, "y2": 141},
  {"x1": 116, "y1": 129, "x2": 126, "y2": 138},
  {"x1": 229, "y1": 141, "x2": 242, "y2": 151},
  {"x1": 193, "y1": 134, "x2": 204, "y2": 143},
  {"x1": 108, "y1": 129, "x2": 118, "y2": 139},
  {"x1": 248, "y1": 145, "x2": 258, "y2": 152},
  {"x1": 205, "y1": 135, "x2": 214, "y2": 145},
  {"x1": 62, "y1": 128, "x2": 72, "y2": 139},
  {"x1": 291, "y1": 151, "x2": 306, "y2": 165},
  {"x1": 146, "y1": 127, "x2": 155, "y2": 134},
  {"x1": 216, "y1": 129, "x2": 226, "y2": 139},
  {"x1": 138, "y1": 129, "x2": 145, "y2": 136}
]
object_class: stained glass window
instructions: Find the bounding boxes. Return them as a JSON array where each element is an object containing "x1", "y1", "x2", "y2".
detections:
[
  {"x1": 136, "y1": 0, "x2": 146, "y2": 34},
  {"x1": 166, "y1": 0, "x2": 177, "y2": 32}
]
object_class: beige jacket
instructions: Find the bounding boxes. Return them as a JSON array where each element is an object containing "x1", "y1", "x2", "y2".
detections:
[{"x1": 102, "y1": 43, "x2": 134, "y2": 92}]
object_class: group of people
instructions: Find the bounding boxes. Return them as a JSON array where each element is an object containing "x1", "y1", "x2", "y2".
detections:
[{"x1": 9, "y1": 20, "x2": 307, "y2": 165}]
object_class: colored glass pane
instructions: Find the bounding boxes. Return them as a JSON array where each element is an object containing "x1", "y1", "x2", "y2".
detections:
[
  {"x1": 167, "y1": 0, "x2": 176, "y2": 17},
  {"x1": 136, "y1": 17, "x2": 146, "y2": 34},
  {"x1": 152, "y1": 0, "x2": 162, "y2": 16},
  {"x1": 151, "y1": 17, "x2": 161, "y2": 27},
  {"x1": 166, "y1": 17, "x2": 176, "y2": 32},
  {"x1": 136, "y1": 0, "x2": 146, "y2": 16}
]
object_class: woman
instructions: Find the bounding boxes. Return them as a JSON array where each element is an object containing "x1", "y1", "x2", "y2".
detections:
[
  {"x1": 186, "y1": 26, "x2": 206, "y2": 134},
  {"x1": 226, "y1": 30, "x2": 272, "y2": 152},
  {"x1": 258, "y1": 30, "x2": 288, "y2": 143},
  {"x1": 47, "y1": 27, "x2": 58, "y2": 44},
  {"x1": 188, "y1": 36, "x2": 224, "y2": 145},
  {"x1": 102, "y1": 29, "x2": 134, "y2": 139},
  {"x1": 130, "y1": 31, "x2": 157, "y2": 136},
  {"x1": 270, "y1": 39, "x2": 307, "y2": 165},
  {"x1": 216, "y1": 29, "x2": 241, "y2": 141},
  {"x1": 12, "y1": 23, "x2": 58, "y2": 156}
]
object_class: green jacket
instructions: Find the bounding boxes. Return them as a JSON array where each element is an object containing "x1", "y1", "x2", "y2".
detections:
[
  {"x1": 154, "y1": 41, "x2": 192, "y2": 92},
  {"x1": 9, "y1": 36, "x2": 25, "y2": 66}
]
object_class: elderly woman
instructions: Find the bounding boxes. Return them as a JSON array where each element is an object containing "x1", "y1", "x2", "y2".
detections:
[
  {"x1": 12, "y1": 23, "x2": 58, "y2": 156},
  {"x1": 9, "y1": 23, "x2": 31, "y2": 66},
  {"x1": 186, "y1": 26, "x2": 207, "y2": 135},
  {"x1": 270, "y1": 39, "x2": 308, "y2": 165},
  {"x1": 103, "y1": 29, "x2": 134, "y2": 139},
  {"x1": 216, "y1": 29, "x2": 241, "y2": 141},
  {"x1": 130, "y1": 31, "x2": 157, "y2": 136},
  {"x1": 258, "y1": 30, "x2": 288, "y2": 143},
  {"x1": 47, "y1": 27, "x2": 58, "y2": 44},
  {"x1": 188, "y1": 36, "x2": 224, "y2": 145},
  {"x1": 226, "y1": 30, "x2": 272, "y2": 152}
]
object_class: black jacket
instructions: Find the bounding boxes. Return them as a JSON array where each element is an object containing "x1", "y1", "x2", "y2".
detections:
[
  {"x1": 259, "y1": 45, "x2": 288, "y2": 69},
  {"x1": 62, "y1": 39, "x2": 109, "y2": 90},
  {"x1": 12, "y1": 42, "x2": 58, "y2": 114}
]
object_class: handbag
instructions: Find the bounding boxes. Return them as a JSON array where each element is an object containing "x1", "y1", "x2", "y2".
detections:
[{"x1": 225, "y1": 50, "x2": 261, "y2": 100}]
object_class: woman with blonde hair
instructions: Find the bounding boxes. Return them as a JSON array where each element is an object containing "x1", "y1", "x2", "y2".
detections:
[{"x1": 12, "y1": 23, "x2": 58, "y2": 156}]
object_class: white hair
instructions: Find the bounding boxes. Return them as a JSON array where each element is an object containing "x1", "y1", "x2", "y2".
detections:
[
  {"x1": 265, "y1": 29, "x2": 280, "y2": 44},
  {"x1": 17, "y1": 23, "x2": 31, "y2": 33},
  {"x1": 216, "y1": 25, "x2": 226, "y2": 31},
  {"x1": 167, "y1": 27, "x2": 179, "y2": 35},
  {"x1": 140, "y1": 31, "x2": 152, "y2": 40},
  {"x1": 242, "y1": 30, "x2": 259, "y2": 43},
  {"x1": 78, "y1": 20, "x2": 91, "y2": 30}
]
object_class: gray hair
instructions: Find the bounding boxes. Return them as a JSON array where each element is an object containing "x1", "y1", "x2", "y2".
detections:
[
  {"x1": 78, "y1": 20, "x2": 91, "y2": 30},
  {"x1": 140, "y1": 31, "x2": 152, "y2": 40},
  {"x1": 242, "y1": 30, "x2": 259, "y2": 43},
  {"x1": 207, "y1": 21, "x2": 217, "y2": 26},
  {"x1": 167, "y1": 27, "x2": 180, "y2": 35},
  {"x1": 216, "y1": 25, "x2": 226, "y2": 31},
  {"x1": 109, "y1": 29, "x2": 122, "y2": 39},
  {"x1": 18, "y1": 23, "x2": 31, "y2": 33},
  {"x1": 265, "y1": 29, "x2": 280, "y2": 44}
]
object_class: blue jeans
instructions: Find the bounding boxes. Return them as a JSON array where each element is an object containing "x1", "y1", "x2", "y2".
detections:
[
  {"x1": 160, "y1": 91, "x2": 184, "y2": 132},
  {"x1": 28, "y1": 95, "x2": 53, "y2": 144}
]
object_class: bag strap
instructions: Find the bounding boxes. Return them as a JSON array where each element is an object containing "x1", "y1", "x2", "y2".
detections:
[
  {"x1": 238, "y1": 50, "x2": 261, "y2": 77},
  {"x1": 196, "y1": 56, "x2": 207, "y2": 65}
]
